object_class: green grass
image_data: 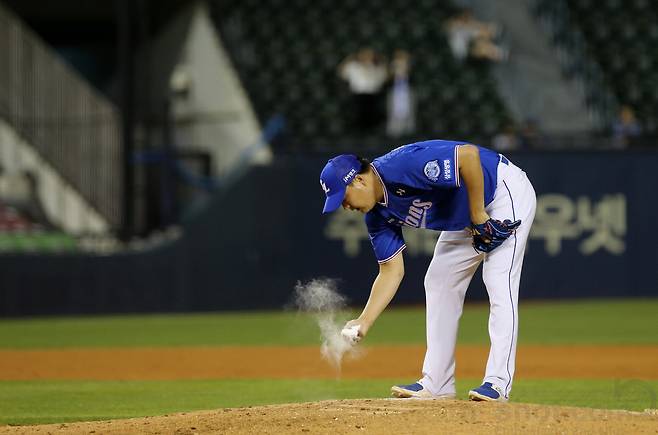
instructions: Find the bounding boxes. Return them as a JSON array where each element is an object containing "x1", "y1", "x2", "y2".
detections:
[
  {"x1": 0, "y1": 299, "x2": 656, "y2": 425},
  {"x1": 0, "y1": 299, "x2": 657, "y2": 348},
  {"x1": 1, "y1": 378, "x2": 656, "y2": 425}
]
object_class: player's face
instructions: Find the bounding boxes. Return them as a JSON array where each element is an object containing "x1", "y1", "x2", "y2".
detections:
[{"x1": 342, "y1": 176, "x2": 376, "y2": 213}]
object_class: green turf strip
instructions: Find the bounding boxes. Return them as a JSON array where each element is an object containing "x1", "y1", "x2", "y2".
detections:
[
  {"x1": 0, "y1": 379, "x2": 656, "y2": 425},
  {"x1": 0, "y1": 299, "x2": 657, "y2": 348}
]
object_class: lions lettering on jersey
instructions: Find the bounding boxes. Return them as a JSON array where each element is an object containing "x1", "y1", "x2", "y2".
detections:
[
  {"x1": 404, "y1": 199, "x2": 433, "y2": 228},
  {"x1": 365, "y1": 140, "x2": 502, "y2": 263}
]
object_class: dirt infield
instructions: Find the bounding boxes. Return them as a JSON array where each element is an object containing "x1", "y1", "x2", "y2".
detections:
[
  {"x1": 0, "y1": 344, "x2": 657, "y2": 380},
  {"x1": 2, "y1": 399, "x2": 657, "y2": 434},
  {"x1": 2, "y1": 345, "x2": 657, "y2": 433}
]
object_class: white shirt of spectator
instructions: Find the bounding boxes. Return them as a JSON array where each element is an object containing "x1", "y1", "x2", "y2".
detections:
[
  {"x1": 449, "y1": 26, "x2": 480, "y2": 60},
  {"x1": 340, "y1": 61, "x2": 388, "y2": 94}
]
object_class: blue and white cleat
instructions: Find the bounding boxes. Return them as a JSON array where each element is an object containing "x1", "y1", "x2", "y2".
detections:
[
  {"x1": 391, "y1": 382, "x2": 456, "y2": 399},
  {"x1": 468, "y1": 382, "x2": 508, "y2": 402}
]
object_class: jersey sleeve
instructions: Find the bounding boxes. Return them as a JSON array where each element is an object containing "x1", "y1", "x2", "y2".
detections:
[
  {"x1": 381, "y1": 141, "x2": 462, "y2": 190},
  {"x1": 365, "y1": 213, "x2": 406, "y2": 264}
]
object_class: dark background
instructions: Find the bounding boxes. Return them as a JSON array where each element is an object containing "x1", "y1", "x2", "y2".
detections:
[{"x1": 2, "y1": 150, "x2": 655, "y2": 316}]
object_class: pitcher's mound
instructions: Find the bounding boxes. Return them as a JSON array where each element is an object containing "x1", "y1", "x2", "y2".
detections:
[{"x1": 3, "y1": 399, "x2": 658, "y2": 434}]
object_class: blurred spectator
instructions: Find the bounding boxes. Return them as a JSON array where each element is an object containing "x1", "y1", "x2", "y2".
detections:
[
  {"x1": 444, "y1": 9, "x2": 505, "y2": 63},
  {"x1": 519, "y1": 118, "x2": 542, "y2": 149},
  {"x1": 338, "y1": 48, "x2": 388, "y2": 132},
  {"x1": 386, "y1": 50, "x2": 415, "y2": 137},
  {"x1": 0, "y1": 168, "x2": 48, "y2": 230},
  {"x1": 470, "y1": 34, "x2": 507, "y2": 63},
  {"x1": 612, "y1": 105, "x2": 642, "y2": 149},
  {"x1": 492, "y1": 123, "x2": 521, "y2": 151}
]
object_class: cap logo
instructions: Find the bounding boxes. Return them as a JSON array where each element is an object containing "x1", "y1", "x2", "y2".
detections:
[
  {"x1": 343, "y1": 168, "x2": 357, "y2": 183},
  {"x1": 320, "y1": 180, "x2": 330, "y2": 194}
]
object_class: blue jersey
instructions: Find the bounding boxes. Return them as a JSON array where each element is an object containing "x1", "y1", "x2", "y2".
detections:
[{"x1": 366, "y1": 140, "x2": 501, "y2": 263}]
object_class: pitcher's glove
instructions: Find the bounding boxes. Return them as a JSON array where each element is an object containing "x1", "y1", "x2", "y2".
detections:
[{"x1": 471, "y1": 218, "x2": 522, "y2": 253}]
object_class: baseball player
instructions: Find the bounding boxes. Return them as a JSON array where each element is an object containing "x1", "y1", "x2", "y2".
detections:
[{"x1": 320, "y1": 139, "x2": 536, "y2": 401}]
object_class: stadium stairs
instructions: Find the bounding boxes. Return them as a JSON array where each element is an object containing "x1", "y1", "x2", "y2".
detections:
[
  {"x1": 535, "y1": 0, "x2": 658, "y2": 134},
  {"x1": 471, "y1": 0, "x2": 596, "y2": 134}
]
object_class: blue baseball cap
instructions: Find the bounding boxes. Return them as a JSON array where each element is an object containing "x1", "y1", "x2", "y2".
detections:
[{"x1": 320, "y1": 154, "x2": 361, "y2": 214}]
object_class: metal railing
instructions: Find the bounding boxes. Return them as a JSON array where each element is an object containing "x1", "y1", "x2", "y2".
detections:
[{"x1": 0, "y1": 3, "x2": 122, "y2": 230}]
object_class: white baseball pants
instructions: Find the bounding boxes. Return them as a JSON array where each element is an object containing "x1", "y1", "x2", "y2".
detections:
[{"x1": 419, "y1": 158, "x2": 536, "y2": 399}]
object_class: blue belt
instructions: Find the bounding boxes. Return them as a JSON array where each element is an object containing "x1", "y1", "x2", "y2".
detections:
[{"x1": 499, "y1": 154, "x2": 509, "y2": 165}]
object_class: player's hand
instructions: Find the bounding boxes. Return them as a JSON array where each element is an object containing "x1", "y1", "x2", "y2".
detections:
[
  {"x1": 470, "y1": 218, "x2": 521, "y2": 253},
  {"x1": 342, "y1": 319, "x2": 370, "y2": 343}
]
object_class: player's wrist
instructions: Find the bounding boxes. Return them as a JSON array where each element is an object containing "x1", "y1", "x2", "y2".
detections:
[
  {"x1": 470, "y1": 211, "x2": 489, "y2": 225},
  {"x1": 356, "y1": 315, "x2": 373, "y2": 331}
]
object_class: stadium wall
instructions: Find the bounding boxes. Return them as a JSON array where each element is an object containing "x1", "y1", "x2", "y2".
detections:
[{"x1": 1, "y1": 150, "x2": 656, "y2": 316}]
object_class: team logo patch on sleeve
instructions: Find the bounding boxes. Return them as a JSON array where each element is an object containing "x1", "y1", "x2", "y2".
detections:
[{"x1": 423, "y1": 160, "x2": 441, "y2": 181}]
